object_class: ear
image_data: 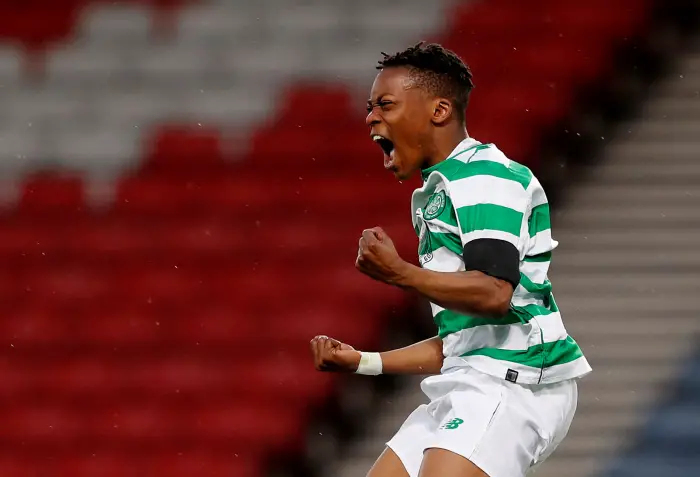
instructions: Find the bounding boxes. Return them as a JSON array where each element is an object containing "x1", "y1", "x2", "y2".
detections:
[{"x1": 431, "y1": 98, "x2": 452, "y2": 125}]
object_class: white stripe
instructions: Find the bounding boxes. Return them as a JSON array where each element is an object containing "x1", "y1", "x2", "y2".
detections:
[
  {"x1": 461, "y1": 229, "x2": 520, "y2": 248},
  {"x1": 528, "y1": 177, "x2": 547, "y2": 208},
  {"x1": 442, "y1": 312, "x2": 566, "y2": 356},
  {"x1": 540, "y1": 356, "x2": 592, "y2": 384},
  {"x1": 521, "y1": 260, "x2": 550, "y2": 284},
  {"x1": 449, "y1": 174, "x2": 528, "y2": 212},
  {"x1": 511, "y1": 293, "x2": 544, "y2": 308},
  {"x1": 430, "y1": 302, "x2": 445, "y2": 316},
  {"x1": 528, "y1": 229, "x2": 558, "y2": 255},
  {"x1": 448, "y1": 138, "x2": 481, "y2": 162},
  {"x1": 535, "y1": 312, "x2": 568, "y2": 344},
  {"x1": 444, "y1": 354, "x2": 591, "y2": 385},
  {"x1": 426, "y1": 218, "x2": 459, "y2": 235},
  {"x1": 422, "y1": 246, "x2": 464, "y2": 273},
  {"x1": 468, "y1": 148, "x2": 509, "y2": 166},
  {"x1": 442, "y1": 355, "x2": 542, "y2": 383},
  {"x1": 512, "y1": 284, "x2": 543, "y2": 306}
]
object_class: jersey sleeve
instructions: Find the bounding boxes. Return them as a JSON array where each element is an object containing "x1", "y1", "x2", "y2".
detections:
[
  {"x1": 446, "y1": 162, "x2": 531, "y2": 257},
  {"x1": 526, "y1": 176, "x2": 557, "y2": 256}
]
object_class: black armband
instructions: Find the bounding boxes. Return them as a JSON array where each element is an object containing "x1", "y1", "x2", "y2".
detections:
[{"x1": 462, "y1": 239, "x2": 520, "y2": 288}]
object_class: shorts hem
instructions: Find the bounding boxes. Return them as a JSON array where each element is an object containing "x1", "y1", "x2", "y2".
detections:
[
  {"x1": 385, "y1": 441, "x2": 414, "y2": 477},
  {"x1": 423, "y1": 445, "x2": 495, "y2": 477}
]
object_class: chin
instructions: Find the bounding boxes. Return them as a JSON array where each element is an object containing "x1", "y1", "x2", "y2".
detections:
[{"x1": 393, "y1": 169, "x2": 412, "y2": 181}]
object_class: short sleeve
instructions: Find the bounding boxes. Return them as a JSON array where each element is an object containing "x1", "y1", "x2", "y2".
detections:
[{"x1": 446, "y1": 161, "x2": 531, "y2": 256}]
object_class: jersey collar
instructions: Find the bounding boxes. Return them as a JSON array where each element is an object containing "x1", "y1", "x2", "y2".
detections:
[{"x1": 420, "y1": 137, "x2": 481, "y2": 181}]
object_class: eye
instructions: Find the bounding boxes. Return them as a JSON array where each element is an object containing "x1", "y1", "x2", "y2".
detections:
[{"x1": 367, "y1": 100, "x2": 393, "y2": 113}]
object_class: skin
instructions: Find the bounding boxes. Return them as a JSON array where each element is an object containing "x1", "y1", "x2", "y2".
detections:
[{"x1": 310, "y1": 66, "x2": 510, "y2": 477}]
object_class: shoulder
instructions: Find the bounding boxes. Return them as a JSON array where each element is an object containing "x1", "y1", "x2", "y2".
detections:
[{"x1": 441, "y1": 144, "x2": 535, "y2": 193}]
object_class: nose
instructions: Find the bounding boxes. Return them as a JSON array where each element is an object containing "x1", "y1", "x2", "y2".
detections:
[{"x1": 365, "y1": 108, "x2": 381, "y2": 127}]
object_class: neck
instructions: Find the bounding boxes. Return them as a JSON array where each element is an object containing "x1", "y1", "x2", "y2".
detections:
[{"x1": 423, "y1": 127, "x2": 469, "y2": 169}]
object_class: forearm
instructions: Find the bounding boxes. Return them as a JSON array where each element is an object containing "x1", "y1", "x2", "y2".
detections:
[
  {"x1": 379, "y1": 336, "x2": 444, "y2": 375},
  {"x1": 397, "y1": 264, "x2": 513, "y2": 318}
]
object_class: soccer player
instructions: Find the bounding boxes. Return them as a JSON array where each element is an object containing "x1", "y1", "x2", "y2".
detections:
[{"x1": 309, "y1": 43, "x2": 591, "y2": 477}]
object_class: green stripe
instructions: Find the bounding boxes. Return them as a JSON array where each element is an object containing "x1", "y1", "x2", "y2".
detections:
[
  {"x1": 516, "y1": 303, "x2": 554, "y2": 317},
  {"x1": 507, "y1": 160, "x2": 534, "y2": 189},
  {"x1": 549, "y1": 294, "x2": 560, "y2": 313},
  {"x1": 460, "y1": 336, "x2": 582, "y2": 368},
  {"x1": 425, "y1": 232, "x2": 462, "y2": 256},
  {"x1": 443, "y1": 159, "x2": 532, "y2": 189},
  {"x1": 421, "y1": 145, "x2": 486, "y2": 180},
  {"x1": 435, "y1": 308, "x2": 527, "y2": 338},
  {"x1": 524, "y1": 251, "x2": 551, "y2": 263},
  {"x1": 457, "y1": 203, "x2": 523, "y2": 236},
  {"x1": 519, "y1": 273, "x2": 552, "y2": 296},
  {"x1": 528, "y1": 203, "x2": 551, "y2": 237},
  {"x1": 436, "y1": 305, "x2": 552, "y2": 338}
]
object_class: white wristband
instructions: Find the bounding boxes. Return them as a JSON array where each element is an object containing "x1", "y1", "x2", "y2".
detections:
[{"x1": 355, "y1": 352, "x2": 383, "y2": 375}]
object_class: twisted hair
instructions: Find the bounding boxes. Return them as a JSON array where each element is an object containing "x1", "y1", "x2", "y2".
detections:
[{"x1": 378, "y1": 42, "x2": 474, "y2": 122}]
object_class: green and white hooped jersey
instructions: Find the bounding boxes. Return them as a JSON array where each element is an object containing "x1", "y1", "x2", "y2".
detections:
[{"x1": 413, "y1": 138, "x2": 591, "y2": 384}]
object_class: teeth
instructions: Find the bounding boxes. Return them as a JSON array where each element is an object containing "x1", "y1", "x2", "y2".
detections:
[{"x1": 372, "y1": 135, "x2": 384, "y2": 142}]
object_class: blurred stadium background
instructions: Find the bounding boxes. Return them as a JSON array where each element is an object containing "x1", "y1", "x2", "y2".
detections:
[{"x1": 0, "y1": 0, "x2": 699, "y2": 476}]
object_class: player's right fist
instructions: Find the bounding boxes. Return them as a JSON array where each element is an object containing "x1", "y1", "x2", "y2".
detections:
[{"x1": 310, "y1": 335, "x2": 362, "y2": 372}]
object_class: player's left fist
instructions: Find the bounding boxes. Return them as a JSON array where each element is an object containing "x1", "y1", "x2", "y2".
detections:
[{"x1": 355, "y1": 227, "x2": 408, "y2": 286}]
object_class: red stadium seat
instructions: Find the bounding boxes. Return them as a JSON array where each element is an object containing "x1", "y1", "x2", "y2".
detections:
[
  {"x1": 151, "y1": 451, "x2": 261, "y2": 477},
  {"x1": 3, "y1": 405, "x2": 83, "y2": 441}
]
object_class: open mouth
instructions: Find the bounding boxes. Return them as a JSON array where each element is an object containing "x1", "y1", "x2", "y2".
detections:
[{"x1": 372, "y1": 134, "x2": 395, "y2": 156}]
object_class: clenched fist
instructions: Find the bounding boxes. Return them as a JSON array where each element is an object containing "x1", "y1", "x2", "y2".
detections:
[
  {"x1": 355, "y1": 227, "x2": 410, "y2": 286},
  {"x1": 310, "y1": 335, "x2": 361, "y2": 372}
]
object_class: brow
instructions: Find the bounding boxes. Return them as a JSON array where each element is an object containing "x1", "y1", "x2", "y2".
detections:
[{"x1": 367, "y1": 94, "x2": 387, "y2": 106}]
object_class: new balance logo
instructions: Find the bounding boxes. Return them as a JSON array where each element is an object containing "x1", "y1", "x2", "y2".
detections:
[{"x1": 440, "y1": 418, "x2": 464, "y2": 430}]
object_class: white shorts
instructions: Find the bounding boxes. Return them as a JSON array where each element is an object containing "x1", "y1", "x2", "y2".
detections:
[{"x1": 386, "y1": 366, "x2": 578, "y2": 477}]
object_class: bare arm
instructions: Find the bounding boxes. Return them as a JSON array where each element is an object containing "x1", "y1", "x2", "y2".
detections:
[
  {"x1": 380, "y1": 335, "x2": 444, "y2": 375},
  {"x1": 310, "y1": 335, "x2": 444, "y2": 376},
  {"x1": 396, "y1": 265, "x2": 514, "y2": 318}
]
